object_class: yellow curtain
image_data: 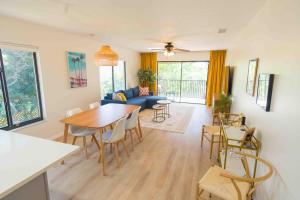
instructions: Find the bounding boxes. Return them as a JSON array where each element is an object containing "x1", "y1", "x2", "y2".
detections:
[
  {"x1": 222, "y1": 66, "x2": 230, "y2": 95},
  {"x1": 206, "y1": 50, "x2": 227, "y2": 106},
  {"x1": 140, "y1": 52, "x2": 157, "y2": 94}
]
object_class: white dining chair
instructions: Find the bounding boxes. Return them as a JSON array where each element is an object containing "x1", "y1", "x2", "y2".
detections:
[
  {"x1": 89, "y1": 102, "x2": 100, "y2": 109},
  {"x1": 125, "y1": 107, "x2": 142, "y2": 150},
  {"x1": 66, "y1": 108, "x2": 100, "y2": 159},
  {"x1": 99, "y1": 116, "x2": 129, "y2": 167}
]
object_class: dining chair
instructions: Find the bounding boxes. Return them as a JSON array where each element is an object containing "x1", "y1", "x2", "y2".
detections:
[
  {"x1": 125, "y1": 107, "x2": 142, "y2": 150},
  {"x1": 99, "y1": 116, "x2": 129, "y2": 167},
  {"x1": 201, "y1": 125, "x2": 221, "y2": 159},
  {"x1": 198, "y1": 151, "x2": 273, "y2": 200},
  {"x1": 89, "y1": 102, "x2": 100, "y2": 109},
  {"x1": 66, "y1": 108, "x2": 100, "y2": 159}
]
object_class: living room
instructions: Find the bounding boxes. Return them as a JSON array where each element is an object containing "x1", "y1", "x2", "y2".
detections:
[{"x1": 0, "y1": 0, "x2": 299, "y2": 200}]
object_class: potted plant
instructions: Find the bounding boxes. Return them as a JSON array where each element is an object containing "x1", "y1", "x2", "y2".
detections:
[
  {"x1": 213, "y1": 93, "x2": 232, "y2": 113},
  {"x1": 137, "y1": 68, "x2": 156, "y2": 88}
]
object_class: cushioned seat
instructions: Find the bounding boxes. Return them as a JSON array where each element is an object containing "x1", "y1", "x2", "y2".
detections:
[
  {"x1": 127, "y1": 97, "x2": 147, "y2": 109},
  {"x1": 71, "y1": 127, "x2": 96, "y2": 137}
]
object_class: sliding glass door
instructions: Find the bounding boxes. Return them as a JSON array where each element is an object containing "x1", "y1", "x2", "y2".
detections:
[{"x1": 157, "y1": 61, "x2": 208, "y2": 104}]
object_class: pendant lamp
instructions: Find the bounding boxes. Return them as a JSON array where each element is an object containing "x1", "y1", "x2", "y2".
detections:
[{"x1": 95, "y1": 45, "x2": 119, "y2": 66}]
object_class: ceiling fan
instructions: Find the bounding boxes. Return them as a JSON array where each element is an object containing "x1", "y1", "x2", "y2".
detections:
[{"x1": 149, "y1": 42, "x2": 190, "y2": 56}]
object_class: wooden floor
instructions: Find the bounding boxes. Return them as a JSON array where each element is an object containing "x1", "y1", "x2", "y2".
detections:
[{"x1": 48, "y1": 104, "x2": 218, "y2": 200}]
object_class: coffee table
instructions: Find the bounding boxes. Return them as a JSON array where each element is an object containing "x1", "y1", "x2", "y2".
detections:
[
  {"x1": 157, "y1": 100, "x2": 171, "y2": 118},
  {"x1": 152, "y1": 104, "x2": 166, "y2": 123}
]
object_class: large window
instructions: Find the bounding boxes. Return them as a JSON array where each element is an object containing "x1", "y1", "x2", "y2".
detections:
[
  {"x1": 100, "y1": 61, "x2": 126, "y2": 98},
  {"x1": 157, "y1": 61, "x2": 208, "y2": 104},
  {"x1": 0, "y1": 48, "x2": 43, "y2": 130}
]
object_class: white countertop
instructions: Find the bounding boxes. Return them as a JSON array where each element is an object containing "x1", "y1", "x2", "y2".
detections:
[{"x1": 0, "y1": 130, "x2": 79, "y2": 199}]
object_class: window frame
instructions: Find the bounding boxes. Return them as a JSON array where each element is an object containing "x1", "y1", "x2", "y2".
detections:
[
  {"x1": 100, "y1": 61, "x2": 126, "y2": 97},
  {"x1": 0, "y1": 49, "x2": 44, "y2": 130}
]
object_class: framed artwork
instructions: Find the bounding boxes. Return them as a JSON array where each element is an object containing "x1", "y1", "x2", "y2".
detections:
[
  {"x1": 246, "y1": 59, "x2": 259, "y2": 96},
  {"x1": 67, "y1": 51, "x2": 87, "y2": 88},
  {"x1": 256, "y1": 73, "x2": 274, "y2": 112}
]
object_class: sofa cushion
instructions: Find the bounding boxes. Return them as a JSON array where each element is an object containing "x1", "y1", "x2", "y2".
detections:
[
  {"x1": 127, "y1": 97, "x2": 147, "y2": 110},
  {"x1": 105, "y1": 93, "x2": 113, "y2": 100},
  {"x1": 124, "y1": 88, "x2": 134, "y2": 99},
  {"x1": 132, "y1": 86, "x2": 140, "y2": 97},
  {"x1": 139, "y1": 86, "x2": 149, "y2": 96},
  {"x1": 144, "y1": 96, "x2": 167, "y2": 108}
]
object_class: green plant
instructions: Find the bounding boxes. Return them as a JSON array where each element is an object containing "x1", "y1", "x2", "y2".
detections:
[
  {"x1": 137, "y1": 68, "x2": 156, "y2": 87},
  {"x1": 213, "y1": 93, "x2": 232, "y2": 113}
]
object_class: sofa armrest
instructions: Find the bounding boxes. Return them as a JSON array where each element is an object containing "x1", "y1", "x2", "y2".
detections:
[{"x1": 101, "y1": 99, "x2": 127, "y2": 105}]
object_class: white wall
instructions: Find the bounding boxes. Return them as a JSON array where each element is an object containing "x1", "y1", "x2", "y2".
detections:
[
  {"x1": 157, "y1": 51, "x2": 209, "y2": 61},
  {"x1": 0, "y1": 16, "x2": 140, "y2": 139},
  {"x1": 226, "y1": 0, "x2": 300, "y2": 199}
]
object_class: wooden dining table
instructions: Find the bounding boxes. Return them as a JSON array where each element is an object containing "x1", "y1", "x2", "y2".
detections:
[{"x1": 60, "y1": 103, "x2": 142, "y2": 175}]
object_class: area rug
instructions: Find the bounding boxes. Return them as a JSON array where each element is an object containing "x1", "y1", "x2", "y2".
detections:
[{"x1": 139, "y1": 104, "x2": 195, "y2": 133}]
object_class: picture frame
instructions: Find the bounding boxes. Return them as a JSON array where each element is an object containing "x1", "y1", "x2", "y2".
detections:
[
  {"x1": 246, "y1": 58, "x2": 259, "y2": 96},
  {"x1": 67, "y1": 51, "x2": 87, "y2": 88},
  {"x1": 256, "y1": 73, "x2": 274, "y2": 112}
]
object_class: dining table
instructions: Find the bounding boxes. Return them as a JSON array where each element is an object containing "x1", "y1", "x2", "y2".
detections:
[{"x1": 60, "y1": 103, "x2": 142, "y2": 175}]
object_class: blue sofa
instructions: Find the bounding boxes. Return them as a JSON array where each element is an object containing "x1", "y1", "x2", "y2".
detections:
[{"x1": 101, "y1": 86, "x2": 167, "y2": 110}]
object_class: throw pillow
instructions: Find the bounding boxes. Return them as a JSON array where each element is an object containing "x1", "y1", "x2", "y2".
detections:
[
  {"x1": 124, "y1": 89, "x2": 134, "y2": 99},
  {"x1": 118, "y1": 93, "x2": 127, "y2": 101},
  {"x1": 139, "y1": 86, "x2": 149, "y2": 96},
  {"x1": 133, "y1": 86, "x2": 140, "y2": 97},
  {"x1": 113, "y1": 93, "x2": 123, "y2": 101}
]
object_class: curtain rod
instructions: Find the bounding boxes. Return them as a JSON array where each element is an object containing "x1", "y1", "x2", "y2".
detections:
[{"x1": 0, "y1": 41, "x2": 39, "y2": 49}]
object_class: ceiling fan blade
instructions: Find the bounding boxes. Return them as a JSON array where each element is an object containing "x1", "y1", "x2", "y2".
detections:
[
  {"x1": 148, "y1": 48, "x2": 164, "y2": 51},
  {"x1": 174, "y1": 48, "x2": 191, "y2": 52}
]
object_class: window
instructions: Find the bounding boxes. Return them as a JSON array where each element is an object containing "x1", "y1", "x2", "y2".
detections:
[
  {"x1": 0, "y1": 48, "x2": 43, "y2": 130},
  {"x1": 157, "y1": 61, "x2": 209, "y2": 104},
  {"x1": 100, "y1": 61, "x2": 126, "y2": 98}
]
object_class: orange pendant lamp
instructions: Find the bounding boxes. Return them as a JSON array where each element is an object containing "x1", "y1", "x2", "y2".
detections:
[{"x1": 95, "y1": 45, "x2": 119, "y2": 66}]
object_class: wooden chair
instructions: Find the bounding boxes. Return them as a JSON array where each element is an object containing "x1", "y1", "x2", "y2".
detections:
[
  {"x1": 99, "y1": 117, "x2": 129, "y2": 167},
  {"x1": 66, "y1": 108, "x2": 100, "y2": 159},
  {"x1": 198, "y1": 151, "x2": 273, "y2": 200},
  {"x1": 213, "y1": 113, "x2": 243, "y2": 126},
  {"x1": 125, "y1": 107, "x2": 142, "y2": 150},
  {"x1": 201, "y1": 125, "x2": 221, "y2": 159},
  {"x1": 89, "y1": 102, "x2": 100, "y2": 109}
]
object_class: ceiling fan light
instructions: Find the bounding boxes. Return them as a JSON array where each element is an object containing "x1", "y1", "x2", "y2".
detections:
[
  {"x1": 163, "y1": 50, "x2": 174, "y2": 57},
  {"x1": 95, "y1": 45, "x2": 119, "y2": 66}
]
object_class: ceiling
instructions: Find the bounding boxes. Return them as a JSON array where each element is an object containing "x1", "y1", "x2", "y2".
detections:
[{"x1": 0, "y1": 0, "x2": 266, "y2": 52}]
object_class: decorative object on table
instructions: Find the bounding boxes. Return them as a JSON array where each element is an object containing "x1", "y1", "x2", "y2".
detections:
[
  {"x1": 157, "y1": 100, "x2": 171, "y2": 118},
  {"x1": 256, "y1": 74, "x2": 274, "y2": 112},
  {"x1": 137, "y1": 68, "x2": 156, "y2": 88},
  {"x1": 201, "y1": 125, "x2": 221, "y2": 159},
  {"x1": 152, "y1": 104, "x2": 166, "y2": 123},
  {"x1": 246, "y1": 58, "x2": 259, "y2": 96},
  {"x1": 94, "y1": 45, "x2": 119, "y2": 66},
  {"x1": 67, "y1": 51, "x2": 87, "y2": 88},
  {"x1": 139, "y1": 86, "x2": 150, "y2": 96},
  {"x1": 241, "y1": 127, "x2": 256, "y2": 147},
  {"x1": 139, "y1": 104, "x2": 194, "y2": 133},
  {"x1": 198, "y1": 151, "x2": 273, "y2": 200}
]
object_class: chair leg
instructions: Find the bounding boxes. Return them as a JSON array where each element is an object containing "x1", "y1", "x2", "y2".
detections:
[
  {"x1": 92, "y1": 134, "x2": 100, "y2": 150},
  {"x1": 198, "y1": 188, "x2": 204, "y2": 200},
  {"x1": 201, "y1": 126, "x2": 204, "y2": 147},
  {"x1": 114, "y1": 143, "x2": 121, "y2": 167},
  {"x1": 110, "y1": 143, "x2": 113, "y2": 153},
  {"x1": 83, "y1": 136, "x2": 88, "y2": 159},
  {"x1": 121, "y1": 139, "x2": 129, "y2": 157},
  {"x1": 134, "y1": 127, "x2": 142, "y2": 142},
  {"x1": 129, "y1": 130, "x2": 134, "y2": 150},
  {"x1": 210, "y1": 135, "x2": 214, "y2": 159},
  {"x1": 72, "y1": 136, "x2": 77, "y2": 145}
]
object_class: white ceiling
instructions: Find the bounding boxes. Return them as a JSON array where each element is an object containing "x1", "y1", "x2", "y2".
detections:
[{"x1": 0, "y1": 0, "x2": 266, "y2": 52}]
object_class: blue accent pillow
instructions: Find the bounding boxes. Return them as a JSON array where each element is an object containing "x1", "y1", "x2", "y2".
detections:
[
  {"x1": 105, "y1": 93, "x2": 113, "y2": 100},
  {"x1": 133, "y1": 86, "x2": 140, "y2": 97},
  {"x1": 124, "y1": 88, "x2": 134, "y2": 99}
]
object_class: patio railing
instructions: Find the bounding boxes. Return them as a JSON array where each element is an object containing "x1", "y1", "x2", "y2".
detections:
[{"x1": 157, "y1": 79, "x2": 207, "y2": 103}]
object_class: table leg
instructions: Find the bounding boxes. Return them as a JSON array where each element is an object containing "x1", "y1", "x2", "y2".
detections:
[
  {"x1": 98, "y1": 128, "x2": 106, "y2": 176},
  {"x1": 138, "y1": 116, "x2": 143, "y2": 139},
  {"x1": 61, "y1": 124, "x2": 69, "y2": 164}
]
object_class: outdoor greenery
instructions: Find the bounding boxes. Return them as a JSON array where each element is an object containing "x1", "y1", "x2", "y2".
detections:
[
  {"x1": 0, "y1": 49, "x2": 41, "y2": 128},
  {"x1": 157, "y1": 62, "x2": 208, "y2": 103},
  {"x1": 137, "y1": 68, "x2": 156, "y2": 87}
]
